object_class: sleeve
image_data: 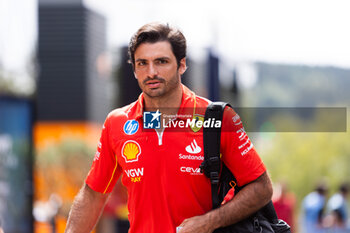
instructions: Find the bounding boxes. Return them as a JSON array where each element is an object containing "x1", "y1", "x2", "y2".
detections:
[
  {"x1": 220, "y1": 106, "x2": 266, "y2": 187},
  {"x1": 85, "y1": 114, "x2": 122, "y2": 193}
]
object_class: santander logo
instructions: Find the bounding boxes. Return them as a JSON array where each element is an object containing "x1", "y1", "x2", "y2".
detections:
[{"x1": 185, "y1": 139, "x2": 201, "y2": 154}]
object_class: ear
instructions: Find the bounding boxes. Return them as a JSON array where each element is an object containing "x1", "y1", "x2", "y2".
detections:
[{"x1": 178, "y1": 58, "x2": 187, "y2": 75}]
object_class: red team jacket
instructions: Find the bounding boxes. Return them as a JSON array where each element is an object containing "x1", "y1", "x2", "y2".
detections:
[{"x1": 86, "y1": 85, "x2": 266, "y2": 233}]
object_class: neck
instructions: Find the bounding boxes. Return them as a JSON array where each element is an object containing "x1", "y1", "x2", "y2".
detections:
[{"x1": 144, "y1": 84, "x2": 183, "y2": 116}]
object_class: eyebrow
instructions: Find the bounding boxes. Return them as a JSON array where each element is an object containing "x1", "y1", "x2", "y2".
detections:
[
  {"x1": 155, "y1": 57, "x2": 170, "y2": 61},
  {"x1": 135, "y1": 58, "x2": 147, "y2": 63},
  {"x1": 135, "y1": 57, "x2": 171, "y2": 62}
]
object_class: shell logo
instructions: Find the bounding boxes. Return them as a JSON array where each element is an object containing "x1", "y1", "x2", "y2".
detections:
[{"x1": 122, "y1": 140, "x2": 141, "y2": 163}]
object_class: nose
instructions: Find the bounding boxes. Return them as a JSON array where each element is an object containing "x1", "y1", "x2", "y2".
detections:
[{"x1": 147, "y1": 63, "x2": 158, "y2": 78}]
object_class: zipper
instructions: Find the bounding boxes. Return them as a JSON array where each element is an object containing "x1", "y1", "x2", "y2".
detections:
[{"x1": 155, "y1": 128, "x2": 165, "y2": 146}]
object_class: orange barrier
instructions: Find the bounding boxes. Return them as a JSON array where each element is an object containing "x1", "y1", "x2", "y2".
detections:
[{"x1": 34, "y1": 121, "x2": 102, "y2": 233}]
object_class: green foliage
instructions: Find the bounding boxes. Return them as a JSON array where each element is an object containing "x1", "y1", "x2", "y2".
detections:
[
  {"x1": 257, "y1": 129, "x2": 350, "y2": 208},
  {"x1": 231, "y1": 62, "x2": 350, "y2": 210},
  {"x1": 244, "y1": 63, "x2": 350, "y2": 107}
]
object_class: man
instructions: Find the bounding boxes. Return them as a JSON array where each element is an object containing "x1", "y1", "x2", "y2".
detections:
[
  {"x1": 302, "y1": 183, "x2": 328, "y2": 233},
  {"x1": 65, "y1": 22, "x2": 272, "y2": 233},
  {"x1": 326, "y1": 183, "x2": 349, "y2": 231},
  {"x1": 272, "y1": 182, "x2": 296, "y2": 231}
]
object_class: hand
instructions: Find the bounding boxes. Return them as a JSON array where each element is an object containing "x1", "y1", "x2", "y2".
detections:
[{"x1": 177, "y1": 214, "x2": 216, "y2": 233}]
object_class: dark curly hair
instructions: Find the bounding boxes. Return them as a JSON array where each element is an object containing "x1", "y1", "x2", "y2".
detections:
[{"x1": 128, "y1": 22, "x2": 186, "y2": 68}]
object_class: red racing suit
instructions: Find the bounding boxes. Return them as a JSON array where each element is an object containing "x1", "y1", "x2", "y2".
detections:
[{"x1": 86, "y1": 85, "x2": 266, "y2": 233}]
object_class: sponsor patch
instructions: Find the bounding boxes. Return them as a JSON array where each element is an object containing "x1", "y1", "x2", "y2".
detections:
[
  {"x1": 237, "y1": 127, "x2": 248, "y2": 141},
  {"x1": 232, "y1": 114, "x2": 242, "y2": 126},
  {"x1": 124, "y1": 167, "x2": 144, "y2": 183},
  {"x1": 180, "y1": 166, "x2": 202, "y2": 175},
  {"x1": 93, "y1": 151, "x2": 100, "y2": 161},
  {"x1": 185, "y1": 139, "x2": 201, "y2": 154},
  {"x1": 190, "y1": 115, "x2": 204, "y2": 132},
  {"x1": 241, "y1": 143, "x2": 254, "y2": 156},
  {"x1": 232, "y1": 114, "x2": 240, "y2": 123},
  {"x1": 93, "y1": 142, "x2": 102, "y2": 161},
  {"x1": 122, "y1": 140, "x2": 141, "y2": 163},
  {"x1": 124, "y1": 120, "x2": 139, "y2": 135},
  {"x1": 179, "y1": 153, "x2": 204, "y2": 161}
]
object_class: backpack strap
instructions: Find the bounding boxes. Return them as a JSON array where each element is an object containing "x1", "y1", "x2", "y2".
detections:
[
  {"x1": 201, "y1": 102, "x2": 281, "y2": 222},
  {"x1": 200, "y1": 101, "x2": 231, "y2": 209}
]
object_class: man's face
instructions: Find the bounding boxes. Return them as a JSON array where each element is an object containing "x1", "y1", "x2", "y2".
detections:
[{"x1": 133, "y1": 41, "x2": 186, "y2": 98}]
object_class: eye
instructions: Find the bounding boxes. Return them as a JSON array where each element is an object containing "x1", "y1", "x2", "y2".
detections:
[
  {"x1": 137, "y1": 61, "x2": 147, "y2": 66},
  {"x1": 157, "y1": 59, "x2": 168, "y2": 64}
]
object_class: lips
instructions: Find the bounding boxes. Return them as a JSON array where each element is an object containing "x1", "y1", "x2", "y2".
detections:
[
  {"x1": 147, "y1": 82, "x2": 161, "y2": 89},
  {"x1": 145, "y1": 80, "x2": 162, "y2": 89}
]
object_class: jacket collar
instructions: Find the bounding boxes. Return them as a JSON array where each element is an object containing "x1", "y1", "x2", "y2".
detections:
[{"x1": 127, "y1": 84, "x2": 196, "y2": 120}]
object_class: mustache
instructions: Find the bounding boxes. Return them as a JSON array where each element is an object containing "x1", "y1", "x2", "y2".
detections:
[{"x1": 143, "y1": 76, "x2": 165, "y2": 85}]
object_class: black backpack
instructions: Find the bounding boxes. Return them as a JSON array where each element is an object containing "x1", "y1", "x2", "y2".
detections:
[{"x1": 200, "y1": 102, "x2": 291, "y2": 233}]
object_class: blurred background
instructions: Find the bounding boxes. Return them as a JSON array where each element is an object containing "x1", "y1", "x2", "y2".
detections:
[{"x1": 0, "y1": 0, "x2": 349, "y2": 232}]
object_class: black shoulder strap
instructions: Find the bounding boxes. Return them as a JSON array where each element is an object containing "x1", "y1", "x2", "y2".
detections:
[
  {"x1": 200, "y1": 101, "x2": 231, "y2": 209},
  {"x1": 201, "y1": 102, "x2": 280, "y2": 221}
]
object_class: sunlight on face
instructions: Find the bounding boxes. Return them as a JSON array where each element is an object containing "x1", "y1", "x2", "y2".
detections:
[{"x1": 134, "y1": 41, "x2": 186, "y2": 98}]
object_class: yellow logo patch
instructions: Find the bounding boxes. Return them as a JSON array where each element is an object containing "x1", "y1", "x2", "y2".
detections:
[
  {"x1": 122, "y1": 140, "x2": 141, "y2": 163},
  {"x1": 191, "y1": 115, "x2": 204, "y2": 132}
]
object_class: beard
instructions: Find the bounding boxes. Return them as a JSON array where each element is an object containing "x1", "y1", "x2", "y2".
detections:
[{"x1": 138, "y1": 71, "x2": 180, "y2": 98}]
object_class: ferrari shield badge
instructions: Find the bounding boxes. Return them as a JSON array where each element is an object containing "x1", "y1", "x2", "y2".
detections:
[{"x1": 190, "y1": 115, "x2": 204, "y2": 132}]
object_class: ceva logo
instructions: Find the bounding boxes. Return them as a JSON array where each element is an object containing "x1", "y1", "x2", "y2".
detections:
[
  {"x1": 180, "y1": 167, "x2": 202, "y2": 175},
  {"x1": 185, "y1": 139, "x2": 201, "y2": 154}
]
